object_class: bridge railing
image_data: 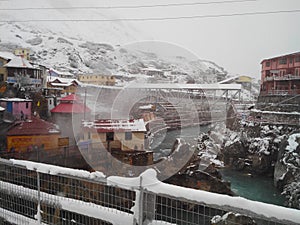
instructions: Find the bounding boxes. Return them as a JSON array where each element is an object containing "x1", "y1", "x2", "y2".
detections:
[{"x1": 0, "y1": 158, "x2": 299, "y2": 225}]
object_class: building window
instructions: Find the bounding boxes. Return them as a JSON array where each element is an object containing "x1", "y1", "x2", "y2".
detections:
[
  {"x1": 279, "y1": 58, "x2": 287, "y2": 65},
  {"x1": 289, "y1": 57, "x2": 293, "y2": 64},
  {"x1": 125, "y1": 132, "x2": 132, "y2": 140},
  {"x1": 296, "y1": 56, "x2": 300, "y2": 62},
  {"x1": 296, "y1": 69, "x2": 299, "y2": 76},
  {"x1": 106, "y1": 132, "x2": 114, "y2": 141},
  {"x1": 88, "y1": 132, "x2": 91, "y2": 139},
  {"x1": 265, "y1": 61, "x2": 270, "y2": 67},
  {"x1": 0, "y1": 74, "x2": 4, "y2": 82},
  {"x1": 26, "y1": 102, "x2": 29, "y2": 109}
]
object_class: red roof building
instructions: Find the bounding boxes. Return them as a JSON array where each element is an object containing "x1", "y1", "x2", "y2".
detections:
[
  {"x1": 260, "y1": 52, "x2": 300, "y2": 96},
  {"x1": 7, "y1": 117, "x2": 61, "y2": 152},
  {"x1": 50, "y1": 94, "x2": 91, "y2": 114}
]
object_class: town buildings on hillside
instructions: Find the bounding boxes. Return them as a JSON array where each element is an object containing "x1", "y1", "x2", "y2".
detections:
[
  {"x1": 260, "y1": 52, "x2": 300, "y2": 96},
  {"x1": 78, "y1": 74, "x2": 115, "y2": 86}
]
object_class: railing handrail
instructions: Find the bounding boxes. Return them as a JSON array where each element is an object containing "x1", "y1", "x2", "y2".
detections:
[{"x1": 1, "y1": 158, "x2": 300, "y2": 225}]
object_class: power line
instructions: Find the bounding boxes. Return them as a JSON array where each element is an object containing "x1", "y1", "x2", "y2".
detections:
[
  {"x1": 0, "y1": 0, "x2": 258, "y2": 11},
  {"x1": 0, "y1": 9, "x2": 299, "y2": 22}
]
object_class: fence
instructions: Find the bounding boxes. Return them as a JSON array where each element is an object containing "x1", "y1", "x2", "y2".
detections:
[{"x1": 0, "y1": 158, "x2": 300, "y2": 225}]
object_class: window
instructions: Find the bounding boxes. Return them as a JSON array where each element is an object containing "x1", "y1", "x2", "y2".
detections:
[
  {"x1": 106, "y1": 132, "x2": 114, "y2": 141},
  {"x1": 295, "y1": 56, "x2": 300, "y2": 62},
  {"x1": 88, "y1": 132, "x2": 91, "y2": 139},
  {"x1": 0, "y1": 61, "x2": 3, "y2": 67},
  {"x1": 0, "y1": 74, "x2": 4, "y2": 82},
  {"x1": 279, "y1": 58, "x2": 287, "y2": 65},
  {"x1": 265, "y1": 61, "x2": 270, "y2": 67},
  {"x1": 289, "y1": 57, "x2": 293, "y2": 64},
  {"x1": 125, "y1": 132, "x2": 132, "y2": 140},
  {"x1": 26, "y1": 102, "x2": 29, "y2": 109},
  {"x1": 296, "y1": 69, "x2": 299, "y2": 76}
]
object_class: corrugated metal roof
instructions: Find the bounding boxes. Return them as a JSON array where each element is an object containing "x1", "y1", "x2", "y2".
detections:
[
  {"x1": 7, "y1": 117, "x2": 60, "y2": 136},
  {"x1": 51, "y1": 103, "x2": 91, "y2": 113}
]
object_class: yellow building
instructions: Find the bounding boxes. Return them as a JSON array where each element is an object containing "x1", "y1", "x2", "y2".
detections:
[
  {"x1": 14, "y1": 48, "x2": 30, "y2": 60},
  {"x1": 7, "y1": 117, "x2": 61, "y2": 152},
  {"x1": 0, "y1": 52, "x2": 15, "y2": 83},
  {"x1": 236, "y1": 75, "x2": 253, "y2": 84},
  {"x1": 78, "y1": 74, "x2": 115, "y2": 86},
  {"x1": 80, "y1": 119, "x2": 146, "y2": 151}
]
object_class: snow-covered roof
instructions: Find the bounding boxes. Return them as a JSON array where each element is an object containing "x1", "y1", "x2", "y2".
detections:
[
  {"x1": 125, "y1": 83, "x2": 242, "y2": 90},
  {"x1": 218, "y1": 76, "x2": 239, "y2": 84},
  {"x1": 3, "y1": 56, "x2": 34, "y2": 69},
  {"x1": 49, "y1": 68, "x2": 73, "y2": 76},
  {"x1": 0, "y1": 98, "x2": 32, "y2": 102},
  {"x1": 47, "y1": 76, "x2": 80, "y2": 85},
  {"x1": 50, "y1": 82, "x2": 73, "y2": 87},
  {"x1": 0, "y1": 51, "x2": 15, "y2": 60},
  {"x1": 83, "y1": 119, "x2": 146, "y2": 132}
]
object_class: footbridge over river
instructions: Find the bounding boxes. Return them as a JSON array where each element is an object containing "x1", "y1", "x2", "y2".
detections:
[{"x1": 79, "y1": 83, "x2": 242, "y2": 126}]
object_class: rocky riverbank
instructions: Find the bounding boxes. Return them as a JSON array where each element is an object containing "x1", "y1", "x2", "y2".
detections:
[{"x1": 203, "y1": 120, "x2": 300, "y2": 209}]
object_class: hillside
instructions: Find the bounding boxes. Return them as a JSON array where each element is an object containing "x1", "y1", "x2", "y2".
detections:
[{"x1": 0, "y1": 0, "x2": 227, "y2": 83}]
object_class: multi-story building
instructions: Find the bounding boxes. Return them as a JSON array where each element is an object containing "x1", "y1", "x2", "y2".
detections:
[
  {"x1": 4, "y1": 56, "x2": 43, "y2": 88},
  {"x1": 260, "y1": 52, "x2": 300, "y2": 96},
  {"x1": 0, "y1": 52, "x2": 15, "y2": 83},
  {"x1": 78, "y1": 74, "x2": 115, "y2": 86}
]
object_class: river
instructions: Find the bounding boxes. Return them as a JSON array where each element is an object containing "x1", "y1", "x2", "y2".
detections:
[{"x1": 151, "y1": 125, "x2": 286, "y2": 207}]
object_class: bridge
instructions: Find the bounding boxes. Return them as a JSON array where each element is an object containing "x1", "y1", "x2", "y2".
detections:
[{"x1": 0, "y1": 158, "x2": 299, "y2": 225}]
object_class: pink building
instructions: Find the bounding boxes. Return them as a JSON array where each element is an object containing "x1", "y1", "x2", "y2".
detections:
[
  {"x1": 0, "y1": 98, "x2": 32, "y2": 120},
  {"x1": 260, "y1": 52, "x2": 300, "y2": 96}
]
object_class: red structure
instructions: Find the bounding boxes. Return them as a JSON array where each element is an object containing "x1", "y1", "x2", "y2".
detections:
[{"x1": 260, "y1": 52, "x2": 300, "y2": 96}]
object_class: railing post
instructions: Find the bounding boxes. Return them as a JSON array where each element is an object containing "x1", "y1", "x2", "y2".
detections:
[
  {"x1": 138, "y1": 176, "x2": 144, "y2": 225},
  {"x1": 36, "y1": 171, "x2": 42, "y2": 224}
]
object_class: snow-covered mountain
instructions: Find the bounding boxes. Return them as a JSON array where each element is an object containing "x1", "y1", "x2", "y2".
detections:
[{"x1": 0, "y1": 0, "x2": 227, "y2": 84}]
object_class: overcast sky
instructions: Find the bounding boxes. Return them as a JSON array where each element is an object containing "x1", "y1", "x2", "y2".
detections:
[{"x1": 113, "y1": 0, "x2": 300, "y2": 79}]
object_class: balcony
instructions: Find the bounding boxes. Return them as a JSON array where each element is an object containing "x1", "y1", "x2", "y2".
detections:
[
  {"x1": 260, "y1": 89, "x2": 300, "y2": 96},
  {"x1": 264, "y1": 74, "x2": 300, "y2": 82}
]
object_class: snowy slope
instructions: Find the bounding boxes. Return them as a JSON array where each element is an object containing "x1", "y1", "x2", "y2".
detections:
[{"x1": 0, "y1": 0, "x2": 227, "y2": 83}]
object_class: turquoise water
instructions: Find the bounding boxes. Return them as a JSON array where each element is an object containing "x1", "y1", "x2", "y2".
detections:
[
  {"x1": 151, "y1": 125, "x2": 286, "y2": 207},
  {"x1": 220, "y1": 169, "x2": 286, "y2": 206}
]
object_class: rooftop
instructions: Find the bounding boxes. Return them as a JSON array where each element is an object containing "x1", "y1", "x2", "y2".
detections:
[
  {"x1": 261, "y1": 51, "x2": 300, "y2": 63},
  {"x1": 3, "y1": 56, "x2": 34, "y2": 69},
  {"x1": 0, "y1": 51, "x2": 15, "y2": 60},
  {"x1": 51, "y1": 103, "x2": 91, "y2": 114},
  {"x1": 83, "y1": 119, "x2": 146, "y2": 132},
  {"x1": 0, "y1": 98, "x2": 32, "y2": 102},
  {"x1": 7, "y1": 117, "x2": 60, "y2": 136}
]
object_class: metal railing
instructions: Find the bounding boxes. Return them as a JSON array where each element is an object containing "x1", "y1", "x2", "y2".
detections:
[{"x1": 0, "y1": 158, "x2": 299, "y2": 225}]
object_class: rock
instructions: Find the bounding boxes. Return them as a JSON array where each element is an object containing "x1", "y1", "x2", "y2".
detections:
[
  {"x1": 26, "y1": 37, "x2": 43, "y2": 46},
  {"x1": 57, "y1": 37, "x2": 73, "y2": 45},
  {"x1": 211, "y1": 212, "x2": 257, "y2": 225},
  {"x1": 222, "y1": 140, "x2": 246, "y2": 166}
]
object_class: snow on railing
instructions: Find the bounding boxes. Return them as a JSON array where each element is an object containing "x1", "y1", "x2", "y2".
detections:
[{"x1": 0, "y1": 158, "x2": 299, "y2": 225}]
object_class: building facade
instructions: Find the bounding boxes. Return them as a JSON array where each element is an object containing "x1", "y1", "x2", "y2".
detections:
[
  {"x1": 4, "y1": 56, "x2": 43, "y2": 88},
  {"x1": 0, "y1": 98, "x2": 32, "y2": 120},
  {"x1": 80, "y1": 119, "x2": 146, "y2": 151},
  {"x1": 0, "y1": 52, "x2": 15, "y2": 83},
  {"x1": 78, "y1": 74, "x2": 115, "y2": 86},
  {"x1": 6, "y1": 116, "x2": 61, "y2": 152},
  {"x1": 260, "y1": 52, "x2": 300, "y2": 96}
]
